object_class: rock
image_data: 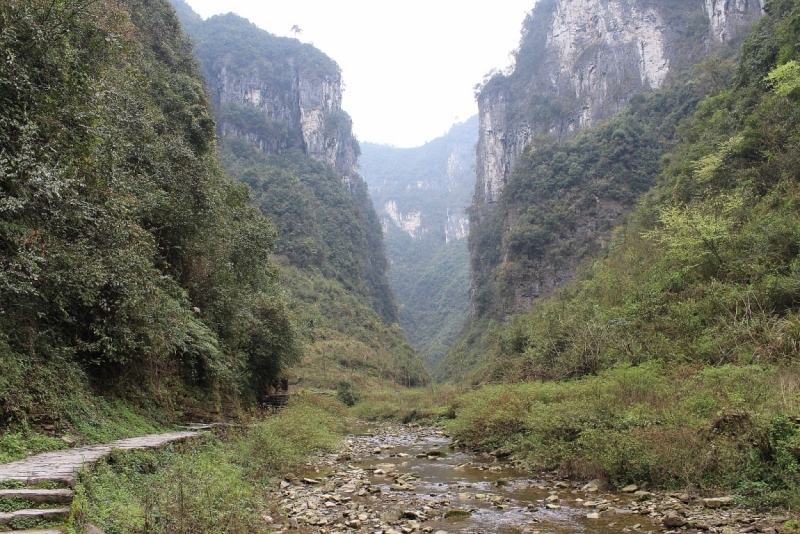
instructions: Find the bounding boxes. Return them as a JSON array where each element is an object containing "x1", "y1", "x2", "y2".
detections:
[
  {"x1": 663, "y1": 512, "x2": 686, "y2": 528},
  {"x1": 373, "y1": 447, "x2": 382, "y2": 454},
  {"x1": 86, "y1": 525, "x2": 106, "y2": 534},
  {"x1": 280, "y1": 480, "x2": 291, "y2": 489},
  {"x1": 444, "y1": 509, "x2": 471, "y2": 518},
  {"x1": 546, "y1": 494, "x2": 560, "y2": 502},
  {"x1": 582, "y1": 478, "x2": 607, "y2": 492},
  {"x1": 60, "y1": 436, "x2": 76, "y2": 446},
  {"x1": 546, "y1": 503, "x2": 561, "y2": 510},
  {"x1": 634, "y1": 490, "x2": 653, "y2": 500},
  {"x1": 622, "y1": 484, "x2": 639, "y2": 493},
  {"x1": 586, "y1": 512, "x2": 602, "y2": 519},
  {"x1": 703, "y1": 496, "x2": 735, "y2": 508}
]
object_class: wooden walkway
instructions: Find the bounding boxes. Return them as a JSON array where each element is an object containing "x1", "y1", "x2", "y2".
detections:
[{"x1": 0, "y1": 431, "x2": 197, "y2": 487}]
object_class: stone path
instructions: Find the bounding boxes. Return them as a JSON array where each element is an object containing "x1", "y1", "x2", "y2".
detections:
[{"x1": 0, "y1": 431, "x2": 197, "y2": 487}]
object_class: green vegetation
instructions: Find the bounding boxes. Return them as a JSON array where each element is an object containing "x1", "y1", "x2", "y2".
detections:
[
  {"x1": 71, "y1": 394, "x2": 348, "y2": 533},
  {"x1": 441, "y1": 76, "x2": 711, "y2": 378},
  {"x1": 434, "y1": 0, "x2": 800, "y2": 508},
  {"x1": 447, "y1": 364, "x2": 800, "y2": 508},
  {"x1": 169, "y1": 0, "x2": 426, "y2": 389},
  {"x1": 360, "y1": 117, "x2": 477, "y2": 365},
  {"x1": 473, "y1": 0, "x2": 800, "y2": 383},
  {"x1": 0, "y1": 0, "x2": 298, "y2": 430},
  {"x1": 220, "y1": 140, "x2": 396, "y2": 321},
  {"x1": 280, "y1": 262, "x2": 428, "y2": 389}
]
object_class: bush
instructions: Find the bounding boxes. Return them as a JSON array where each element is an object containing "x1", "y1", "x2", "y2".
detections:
[
  {"x1": 336, "y1": 380, "x2": 362, "y2": 407},
  {"x1": 234, "y1": 393, "x2": 348, "y2": 474}
]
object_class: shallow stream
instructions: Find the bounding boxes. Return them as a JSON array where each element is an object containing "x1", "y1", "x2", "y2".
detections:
[{"x1": 283, "y1": 424, "x2": 654, "y2": 534}]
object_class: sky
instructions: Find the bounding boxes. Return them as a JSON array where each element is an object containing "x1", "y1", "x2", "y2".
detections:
[{"x1": 182, "y1": 0, "x2": 535, "y2": 147}]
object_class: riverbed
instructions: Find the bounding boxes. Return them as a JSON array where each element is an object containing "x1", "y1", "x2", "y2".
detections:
[{"x1": 266, "y1": 423, "x2": 786, "y2": 534}]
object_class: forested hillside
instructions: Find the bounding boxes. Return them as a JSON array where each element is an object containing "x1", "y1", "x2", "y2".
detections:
[
  {"x1": 0, "y1": 0, "x2": 297, "y2": 424},
  {"x1": 171, "y1": 2, "x2": 428, "y2": 388},
  {"x1": 443, "y1": 0, "x2": 800, "y2": 506},
  {"x1": 479, "y1": 0, "x2": 800, "y2": 384},
  {"x1": 442, "y1": 0, "x2": 762, "y2": 379},
  {"x1": 361, "y1": 117, "x2": 477, "y2": 365}
]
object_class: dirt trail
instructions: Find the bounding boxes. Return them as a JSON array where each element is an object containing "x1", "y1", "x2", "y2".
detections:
[{"x1": 266, "y1": 423, "x2": 789, "y2": 534}]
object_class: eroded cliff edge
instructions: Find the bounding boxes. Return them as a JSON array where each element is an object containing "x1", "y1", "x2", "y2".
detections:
[
  {"x1": 469, "y1": 0, "x2": 763, "y2": 317},
  {"x1": 172, "y1": 3, "x2": 398, "y2": 324}
]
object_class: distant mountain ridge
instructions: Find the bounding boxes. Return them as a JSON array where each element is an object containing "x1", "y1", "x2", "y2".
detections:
[{"x1": 360, "y1": 117, "x2": 477, "y2": 365}]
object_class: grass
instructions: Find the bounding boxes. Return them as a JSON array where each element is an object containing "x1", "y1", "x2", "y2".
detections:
[
  {"x1": 443, "y1": 362, "x2": 800, "y2": 509},
  {"x1": 69, "y1": 393, "x2": 350, "y2": 534},
  {"x1": 350, "y1": 383, "x2": 461, "y2": 423}
]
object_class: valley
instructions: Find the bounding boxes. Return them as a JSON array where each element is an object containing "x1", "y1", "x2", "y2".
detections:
[{"x1": 2, "y1": 0, "x2": 800, "y2": 531}]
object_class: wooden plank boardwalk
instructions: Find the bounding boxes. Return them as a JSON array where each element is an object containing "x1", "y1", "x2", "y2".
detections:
[{"x1": 0, "y1": 431, "x2": 197, "y2": 487}]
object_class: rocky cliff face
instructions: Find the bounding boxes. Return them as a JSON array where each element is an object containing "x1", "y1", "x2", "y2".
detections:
[
  {"x1": 363, "y1": 117, "x2": 477, "y2": 245},
  {"x1": 474, "y1": 0, "x2": 762, "y2": 209},
  {"x1": 467, "y1": 0, "x2": 763, "y2": 322},
  {"x1": 171, "y1": 4, "x2": 400, "y2": 324},
  {"x1": 213, "y1": 63, "x2": 360, "y2": 182}
]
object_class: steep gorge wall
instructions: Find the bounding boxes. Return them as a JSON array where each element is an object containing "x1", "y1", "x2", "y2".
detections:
[
  {"x1": 208, "y1": 41, "x2": 360, "y2": 182},
  {"x1": 172, "y1": 4, "x2": 398, "y2": 323},
  {"x1": 469, "y1": 0, "x2": 763, "y2": 317}
]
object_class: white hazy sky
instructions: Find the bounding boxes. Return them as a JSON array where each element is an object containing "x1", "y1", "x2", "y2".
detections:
[{"x1": 182, "y1": 0, "x2": 535, "y2": 147}]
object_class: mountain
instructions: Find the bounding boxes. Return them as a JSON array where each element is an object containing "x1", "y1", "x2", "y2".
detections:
[
  {"x1": 360, "y1": 117, "x2": 478, "y2": 365},
  {"x1": 0, "y1": 0, "x2": 299, "y2": 424},
  {"x1": 443, "y1": 0, "x2": 800, "y2": 503},
  {"x1": 440, "y1": 0, "x2": 764, "y2": 379},
  {"x1": 171, "y1": 1, "x2": 428, "y2": 388}
]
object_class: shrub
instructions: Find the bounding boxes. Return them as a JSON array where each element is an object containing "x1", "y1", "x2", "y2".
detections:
[{"x1": 336, "y1": 380, "x2": 362, "y2": 407}]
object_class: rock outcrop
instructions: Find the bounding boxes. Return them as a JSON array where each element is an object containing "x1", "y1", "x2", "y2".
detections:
[
  {"x1": 212, "y1": 61, "x2": 360, "y2": 182},
  {"x1": 467, "y1": 0, "x2": 764, "y2": 320},
  {"x1": 474, "y1": 0, "x2": 763, "y2": 208}
]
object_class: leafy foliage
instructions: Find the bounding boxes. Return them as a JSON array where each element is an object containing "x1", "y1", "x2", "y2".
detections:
[
  {"x1": 72, "y1": 394, "x2": 348, "y2": 533},
  {"x1": 0, "y1": 0, "x2": 298, "y2": 423},
  {"x1": 475, "y1": 0, "x2": 800, "y2": 384},
  {"x1": 447, "y1": 363, "x2": 800, "y2": 507},
  {"x1": 360, "y1": 117, "x2": 477, "y2": 365},
  {"x1": 174, "y1": 1, "x2": 400, "y2": 325}
]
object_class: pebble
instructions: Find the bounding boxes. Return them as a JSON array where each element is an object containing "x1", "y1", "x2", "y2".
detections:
[{"x1": 264, "y1": 422, "x2": 786, "y2": 534}]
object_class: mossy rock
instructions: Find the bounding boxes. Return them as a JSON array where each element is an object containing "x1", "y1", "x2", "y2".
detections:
[{"x1": 444, "y1": 509, "x2": 471, "y2": 519}]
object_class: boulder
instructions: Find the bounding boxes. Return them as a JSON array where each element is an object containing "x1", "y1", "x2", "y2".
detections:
[
  {"x1": 582, "y1": 479, "x2": 607, "y2": 492},
  {"x1": 703, "y1": 497, "x2": 734, "y2": 508},
  {"x1": 663, "y1": 512, "x2": 686, "y2": 528}
]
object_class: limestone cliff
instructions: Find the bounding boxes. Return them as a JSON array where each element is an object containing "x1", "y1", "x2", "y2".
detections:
[
  {"x1": 208, "y1": 40, "x2": 360, "y2": 182},
  {"x1": 171, "y1": 2, "x2": 399, "y2": 324},
  {"x1": 474, "y1": 0, "x2": 762, "y2": 209},
  {"x1": 468, "y1": 0, "x2": 763, "y2": 319}
]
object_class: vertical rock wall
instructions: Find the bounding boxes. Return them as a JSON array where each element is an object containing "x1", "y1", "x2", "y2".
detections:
[
  {"x1": 468, "y1": 0, "x2": 764, "y2": 319},
  {"x1": 473, "y1": 0, "x2": 763, "y2": 209},
  {"x1": 211, "y1": 63, "x2": 360, "y2": 181}
]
